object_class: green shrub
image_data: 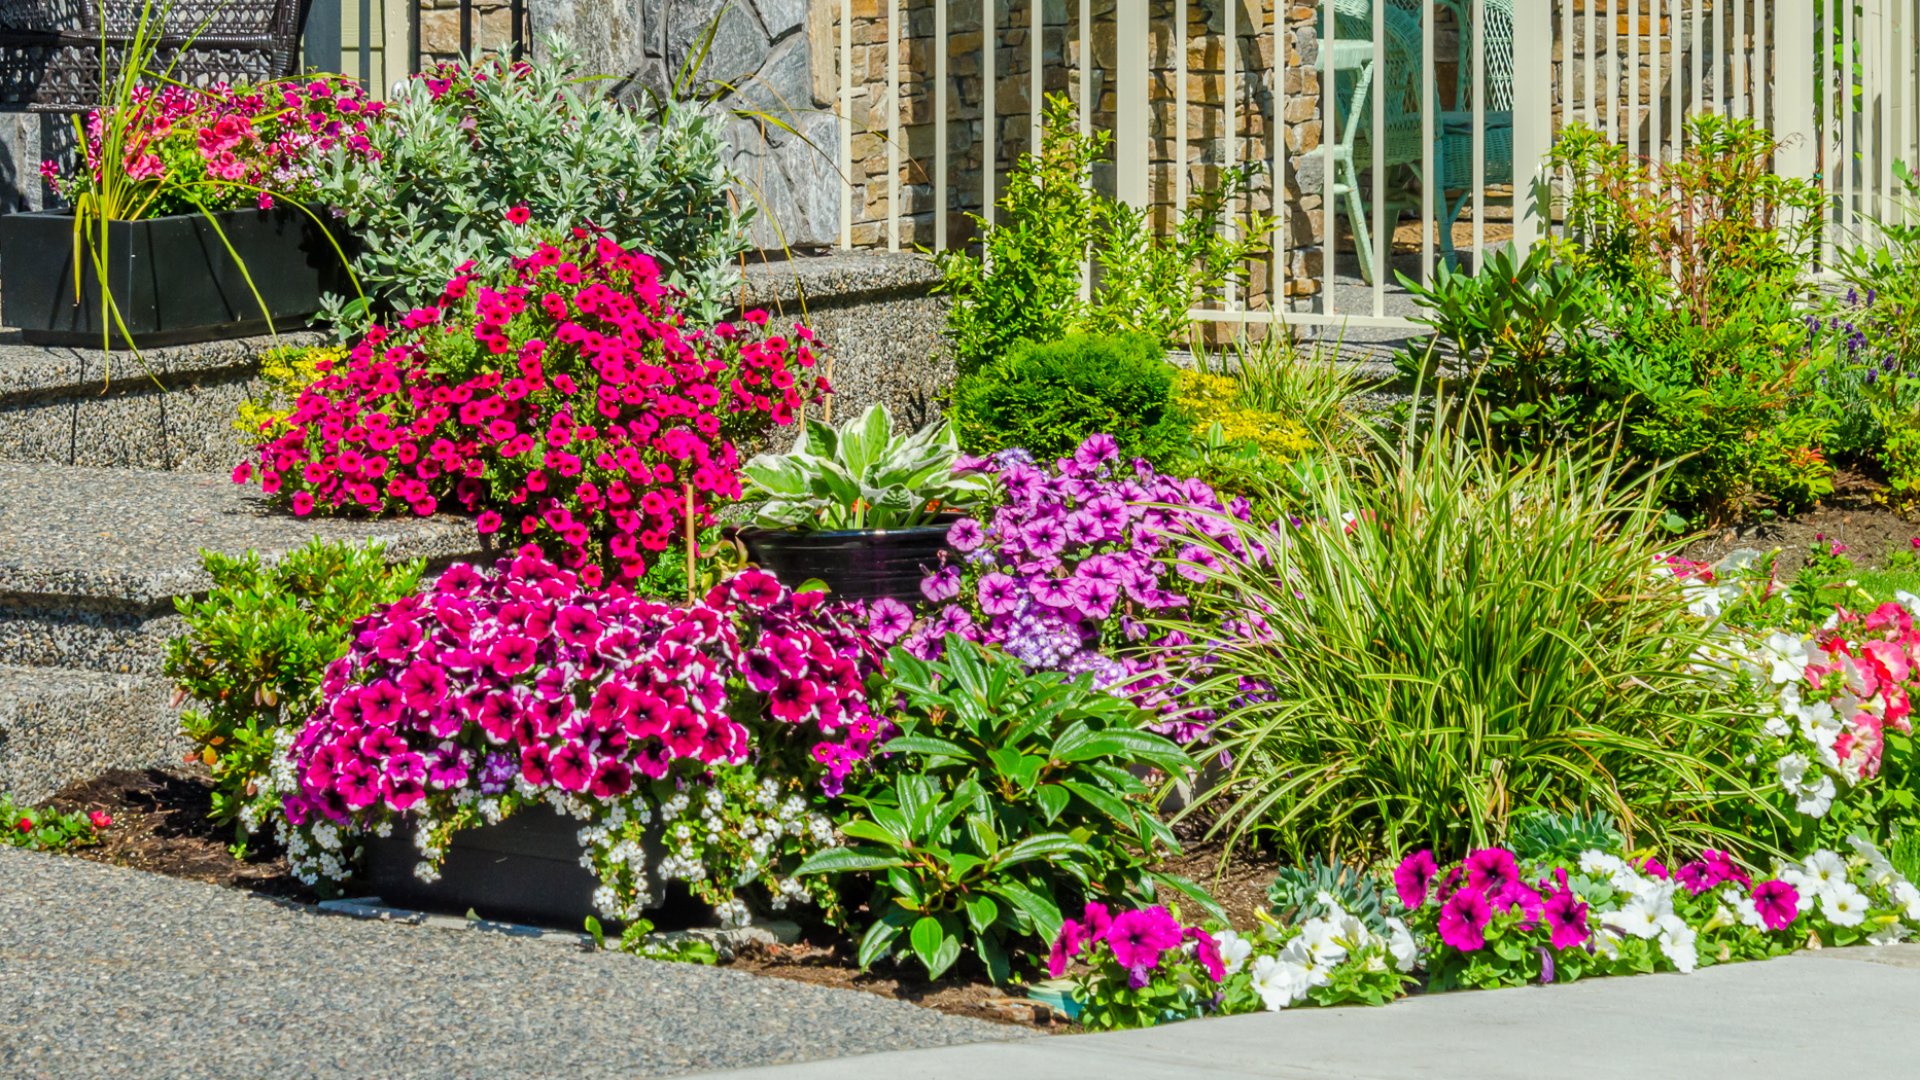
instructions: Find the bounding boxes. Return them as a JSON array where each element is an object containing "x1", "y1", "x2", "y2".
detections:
[
  {"x1": 1173, "y1": 402, "x2": 1758, "y2": 864},
  {"x1": 166, "y1": 540, "x2": 425, "y2": 849},
  {"x1": 312, "y1": 46, "x2": 748, "y2": 328},
  {"x1": 797, "y1": 639, "x2": 1215, "y2": 982},
  {"x1": 951, "y1": 333, "x2": 1191, "y2": 467},
  {"x1": 936, "y1": 95, "x2": 1273, "y2": 374}
]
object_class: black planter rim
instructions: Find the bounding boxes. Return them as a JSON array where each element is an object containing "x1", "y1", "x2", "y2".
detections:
[{"x1": 735, "y1": 512, "x2": 968, "y2": 543}]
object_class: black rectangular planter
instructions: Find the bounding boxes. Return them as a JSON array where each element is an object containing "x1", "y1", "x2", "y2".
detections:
[
  {"x1": 0, "y1": 204, "x2": 348, "y2": 348},
  {"x1": 363, "y1": 809, "x2": 620, "y2": 929}
]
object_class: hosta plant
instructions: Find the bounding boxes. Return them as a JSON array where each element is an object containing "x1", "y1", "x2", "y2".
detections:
[
  {"x1": 796, "y1": 637, "x2": 1212, "y2": 981},
  {"x1": 742, "y1": 404, "x2": 986, "y2": 531}
]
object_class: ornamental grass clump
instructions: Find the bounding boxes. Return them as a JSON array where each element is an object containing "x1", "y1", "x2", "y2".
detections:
[
  {"x1": 237, "y1": 229, "x2": 821, "y2": 585},
  {"x1": 279, "y1": 551, "x2": 884, "y2": 919},
  {"x1": 1174, "y1": 407, "x2": 1758, "y2": 863}
]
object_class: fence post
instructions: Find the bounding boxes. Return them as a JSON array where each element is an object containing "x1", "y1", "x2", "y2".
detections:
[
  {"x1": 1115, "y1": 0, "x2": 1148, "y2": 207},
  {"x1": 1509, "y1": 0, "x2": 1553, "y2": 252},
  {"x1": 1773, "y1": 0, "x2": 1817, "y2": 185}
]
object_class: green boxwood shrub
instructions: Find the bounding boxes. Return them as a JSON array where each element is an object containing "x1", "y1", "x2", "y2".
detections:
[{"x1": 951, "y1": 332, "x2": 1192, "y2": 467}]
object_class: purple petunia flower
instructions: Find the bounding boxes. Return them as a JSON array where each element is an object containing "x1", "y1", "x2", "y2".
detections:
[{"x1": 947, "y1": 517, "x2": 985, "y2": 552}]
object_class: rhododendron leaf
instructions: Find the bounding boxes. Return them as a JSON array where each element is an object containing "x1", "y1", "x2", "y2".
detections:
[
  {"x1": 944, "y1": 853, "x2": 986, "y2": 879},
  {"x1": 1054, "y1": 730, "x2": 1188, "y2": 772},
  {"x1": 986, "y1": 880, "x2": 1063, "y2": 940},
  {"x1": 1059, "y1": 779, "x2": 1132, "y2": 825},
  {"x1": 885, "y1": 868, "x2": 926, "y2": 909},
  {"x1": 1034, "y1": 783, "x2": 1071, "y2": 824},
  {"x1": 965, "y1": 894, "x2": 1000, "y2": 934},
  {"x1": 794, "y1": 846, "x2": 908, "y2": 875},
  {"x1": 975, "y1": 931, "x2": 1012, "y2": 985},
  {"x1": 995, "y1": 833, "x2": 1092, "y2": 870},
  {"x1": 895, "y1": 775, "x2": 939, "y2": 837},
  {"x1": 910, "y1": 916, "x2": 961, "y2": 979},
  {"x1": 839, "y1": 818, "x2": 904, "y2": 846},
  {"x1": 965, "y1": 812, "x2": 1000, "y2": 857},
  {"x1": 881, "y1": 734, "x2": 970, "y2": 760},
  {"x1": 856, "y1": 917, "x2": 903, "y2": 970}
]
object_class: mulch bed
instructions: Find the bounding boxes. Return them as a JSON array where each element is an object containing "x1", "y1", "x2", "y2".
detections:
[{"x1": 1686, "y1": 469, "x2": 1919, "y2": 574}]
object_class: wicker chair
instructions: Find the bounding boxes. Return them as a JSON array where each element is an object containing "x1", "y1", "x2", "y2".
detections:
[{"x1": 0, "y1": 0, "x2": 311, "y2": 112}]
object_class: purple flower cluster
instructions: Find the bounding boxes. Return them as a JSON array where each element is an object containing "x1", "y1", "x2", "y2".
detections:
[
  {"x1": 907, "y1": 435, "x2": 1251, "y2": 742},
  {"x1": 284, "y1": 550, "x2": 887, "y2": 829}
]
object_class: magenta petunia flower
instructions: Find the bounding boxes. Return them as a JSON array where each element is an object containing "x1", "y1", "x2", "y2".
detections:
[
  {"x1": 921, "y1": 565, "x2": 961, "y2": 603},
  {"x1": 1032, "y1": 577, "x2": 1078, "y2": 609},
  {"x1": 1394, "y1": 849, "x2": 1440, "y2": 910},
  {"x1": 1082, "y1": 901, "x2": 1113, "y2": 940},
  {"x1": 1437, "y1": 889, "x2": 1492, "y2": 952},
  {"x1": 550, "y1": 741, "x2": 594, "y2": 792},
  {"x1": 1047, "y1": 918, "x2": 1085, "y2": 978},
  {"x1": 1541, "y1": 887, "x2": 1590, "y2": 950},
  {"x1": 335, "y1": 758, "x2": 382, "y2": 810},
  {"x1": 1187, "y1": 927, "x2": 1226, "y2": 983},
  {"x1": 397, "y1": 662, "x2": 448, "y2": 710},
  {"x1": 977, "y1": 572, "x2": 1020, "y2": 615},
  {"x1": 1464, "y1": 848, "x2": 1520, "y2": 896},
  {"x1": 947, "y1": 517, "x2": 985, "y2": 552},
  {"x1": 865, "y1": 598, "x2": 913, "y2": 644},
  {"x1": 490, "y1": 635, "x2": 538, "y2": 677},
  {"x1": 1752, "y1": 879, "x2": 1800, "y2": 931},
  {"x1": 554, "y1": 604, "x2": 602, "y2": 647},
  {"x1": 1105, "y1": 907, "x2": 1182, "y2": 971}
]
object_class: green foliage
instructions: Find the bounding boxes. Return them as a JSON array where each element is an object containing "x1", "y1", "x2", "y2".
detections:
[
  {"x1": 1508, "y1": 807, "x2": 1626, "y2": 864},
  {"x1": 1174, "y1": 401, "x2": 1758, "y2": 864},
  {"x1": 1399, "y1": 244, "x2": 1601, "y2": 444},
  {"x1": 611, "y1": 919, "x2": 722, "y2": 965},
  {"x1": 1549, "y1": 114, "x2": 1824, "y2": 325},
  {"x1": 742, "y1": 404, "x2": 987, "y2": 530},
  {"x1": 312, "y1": 44, "x2": 748, "y2": 328},
  {"x1": 951, "y1": 333, "x2": 1192, "y2": 467},
  {"x1": 0, "y1": 795, "x2": 101, "y2": 852},
  {"x1": 798, "y1": 639, "x2": 1211, "y2": 981},
  {"x1": 1266, "y1": 857, "x2": 1389, "y2": 935},
  {"x1": 166, "y1": 540, "x2": 425, "y2": 848},
  {"x1": 935, "y1": 95, "x2": 1273, "y2": 373}
]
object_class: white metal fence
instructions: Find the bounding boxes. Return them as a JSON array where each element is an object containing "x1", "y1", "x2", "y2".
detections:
[{"x1": 834, "y1": 0, "x2": 1920, "y2": 332}]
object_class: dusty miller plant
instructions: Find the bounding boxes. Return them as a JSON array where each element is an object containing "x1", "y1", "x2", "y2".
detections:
[{"x1": 313, "y1": 40, "x2": 749, "y2": 330}]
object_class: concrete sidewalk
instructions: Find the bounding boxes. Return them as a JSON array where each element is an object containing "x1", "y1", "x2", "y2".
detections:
[{"x1": 689, "y1": 946, "x2": 1920, "y2": 1080}]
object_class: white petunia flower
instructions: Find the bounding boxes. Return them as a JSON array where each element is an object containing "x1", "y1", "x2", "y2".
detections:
[
  {"x1": 1821, "y1": 882, "x2": 1870, "y2": 927},
  {"x1": 1802, "y1": 849, "x2": 1851, "y2": 900},
  {"x1": 1868, "y1": 921, "x2": 1911, "y2": 946},
  {"x1": 1250, "y1": 955, "x2": 1312, "y2": 1011},
  {"x1": 1764, "y1": 632, "x2": 1812, "y2": 684},
  {"x1": 1891, "y1": 879, "x2": 1920, "y2": 921},
  {"x1": 1213, "y1": 930, "x2": 1254, "y2": 977},
  {"x1": 1384, "y1": 917, "x2": 1419, "y2": 973},
  {"x1": 1657, "y1": 916, "x2": 1698, "y2": 973}
]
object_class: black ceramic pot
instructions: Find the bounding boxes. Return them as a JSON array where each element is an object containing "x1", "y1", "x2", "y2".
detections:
[
  {"x1": 739, "y1": 516, "x2": 959, "y2": 606},
  {"x1": 363, "y1": 809, "x2": 653, "y2": 928},
  {"x1": 0, "y1": 204, "x2": 349, "y2": 347}
]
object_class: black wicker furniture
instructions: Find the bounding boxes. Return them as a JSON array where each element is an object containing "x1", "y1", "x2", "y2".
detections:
[{"x1": 0, "y1": 0, "x2": 312, "y2": 112}]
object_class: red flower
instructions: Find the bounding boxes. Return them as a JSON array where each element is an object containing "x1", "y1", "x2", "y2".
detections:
[
  {"x1": 88, "y1": 811, "x2": 112, "y2": 830},
  {"x1": 504, "y1": 204, "x2": 532, "y2": 225},
  {"x1": 14, "y1": 816, "x2": 31, "y2": 834}
]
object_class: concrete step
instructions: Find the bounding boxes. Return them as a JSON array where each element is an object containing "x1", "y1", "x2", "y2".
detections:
[
  {"x1": 0, "y1": 330, "x2": 320, "y2": 471},
  {"x1": 0, "y1": 462, "x2": 484, "y2": 674},
  {"x1": 0, "y1": 665, "x2": 182, "y2": 805}
]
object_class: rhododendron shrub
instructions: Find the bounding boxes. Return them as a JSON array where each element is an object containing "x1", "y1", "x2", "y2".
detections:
[
  {"x1": 907, "y1": 437, "x2": 1251, "y2": 741},
  {"x1": 43, "y1": 76, "x2": 380, "y2": 216},
  {"x1": 276, "y1": 552, "x2": 882, "y2": 919},
  {"x1": 239, "y1": 231, "x2": 822, "y2": 585}
]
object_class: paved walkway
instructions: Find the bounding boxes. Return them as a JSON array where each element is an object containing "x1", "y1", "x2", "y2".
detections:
[
  {"x1": 693, "y1": 945, "x2": 1920, "y2": 1080},
  {"x1": 9, "y1": 842, "x2": 1919, "y2": 1080},
  {"x1": 0, "y1": 847, "x2": 1020, "y2": 1079}
]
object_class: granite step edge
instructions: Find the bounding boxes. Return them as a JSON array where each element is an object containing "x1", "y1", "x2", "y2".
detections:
[
  {"x1": 0, "y1": 663, "x2": 185, "y2": 804},
  {"x1": 0, "y1": 329, "x2": 324, "y2": 404}
]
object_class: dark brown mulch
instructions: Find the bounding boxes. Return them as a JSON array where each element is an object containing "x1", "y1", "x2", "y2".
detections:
[
  {"x1": 728, "y1": 943, "x2": 1062, "y2": 1029},
  {"x1": 1686, "y1": 469, "x2": 1920, "y2": 575},
  {"x1": 43, "y1": 765, "x2": 307, "y2": 899}
]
